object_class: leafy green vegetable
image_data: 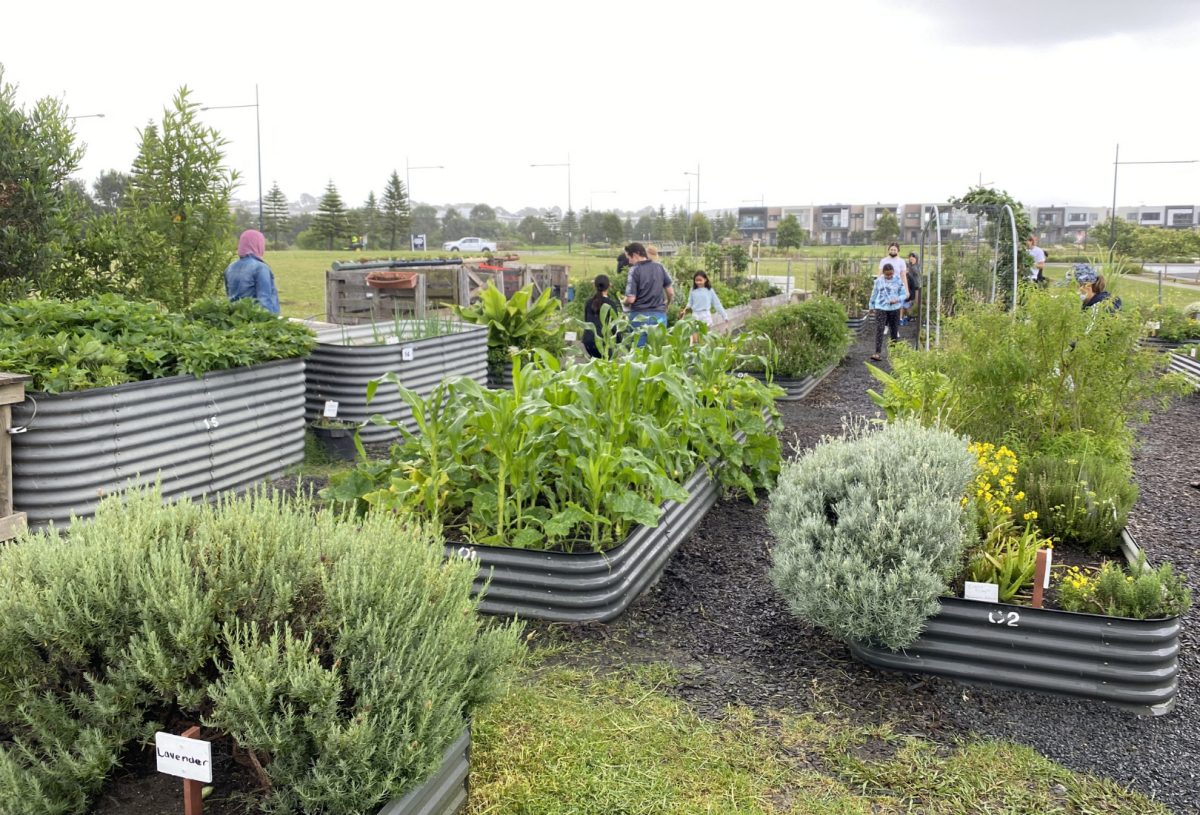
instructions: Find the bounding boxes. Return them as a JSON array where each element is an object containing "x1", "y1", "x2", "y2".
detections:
[{"x1": 0, "y1": 295, "x2": 314, "y2": 393}]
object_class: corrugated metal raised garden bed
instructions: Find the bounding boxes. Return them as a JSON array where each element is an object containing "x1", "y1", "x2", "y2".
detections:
[
  {"x1": 376, "y1": 727, "x2": 470, "y2": 815},
  {"x1": 749, "y1": 366, "x2": 836, "y2": 402},
  {"x1": 848, "y1": 531, "x2": 1180, "y2": 716},
  {"x1": 448, "y1": 466, "x2": 718, "y2": 623},
  {"x1": 1168, "y1": 350, "x2": 1200, "y2": 390},
  {"x1": 11, "y1": 359, "x2": 306, "y2": 530},
  {"x1": 306, "y1": 320, "x2": 488, "y2": 443}
]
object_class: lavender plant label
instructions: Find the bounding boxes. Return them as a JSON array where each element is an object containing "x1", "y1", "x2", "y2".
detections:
[{"x1": 155, "y1": 732, "x2": 212, "y2": 783}]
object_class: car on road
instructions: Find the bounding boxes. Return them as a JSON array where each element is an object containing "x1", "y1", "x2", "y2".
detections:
[{"x1": 442, "y1": 236, "x2": 496, "y2": 253}]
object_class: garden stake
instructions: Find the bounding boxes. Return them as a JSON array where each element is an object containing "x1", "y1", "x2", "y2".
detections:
[
  {"x1": 181, "y1": 726, "x2": 203, "y2": 815},
  {"x1": 1031, "y1": 549, "x2": 1049, "y2": 609}
]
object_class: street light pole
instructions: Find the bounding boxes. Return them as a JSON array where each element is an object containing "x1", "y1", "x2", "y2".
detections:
[
  {"x1": 405, "y1": 158, "x2": 445, "y2": 210},
  {"x1": 1108, "y1": 143, "x2": 1198, "y2": 251},
  {"x1": 201, "y1": 88, "x2": 263, "y2": 232},
  {"x1": 531, "y1": 155, "x2": 572, "y2": 253},
  {"x1": 684, "y1": 164, "x2": 700, "y2": 217},
  {"x1": 66, "y1": 113, "x2": 105, "y2": 121}
]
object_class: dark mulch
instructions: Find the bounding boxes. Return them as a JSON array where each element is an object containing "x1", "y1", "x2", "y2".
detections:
[{"x1": 540, "y1": 326, "x2": 1200, "y2": 815}]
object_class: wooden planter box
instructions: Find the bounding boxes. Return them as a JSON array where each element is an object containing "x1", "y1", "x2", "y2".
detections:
[
  {"x1": 305, "y1": 321, "x2": 488, "y2": 444},
  {"x1": 376, "y1": 727, "x2": 470, "y2": 815},
  {"x1": 448, "y1": 465, "x2": 719, "y2": 622},
  {"x1": 0, "y1": 373, "x2": 30, "y2": 541},
  {"x1": 10, "y1": 360, "x2": 306, "y2": 530},
  {"x1": 848, "y1": 532, "x2": 1180, "y2": 716}
]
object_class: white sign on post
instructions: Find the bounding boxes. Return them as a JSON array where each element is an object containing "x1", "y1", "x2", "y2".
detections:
[
  {"x1": 155, "y1": 732, "x2": 212, "y2": 783},
  {"x1": 963, "y1": 581, "x2": 1000, "y2": 603},
  {"x1": 564, "y1": 331, "x2": 578, "y2": 342},
  {"x1": 1042, "y1": 549, "x2": 1053, "y2": 589},
  {"x1": 401, "y1": 345, "x2": 415, "y2": 362},
  {"x1": 323, "y1": 400, "x2": 339, "y2": 419}
]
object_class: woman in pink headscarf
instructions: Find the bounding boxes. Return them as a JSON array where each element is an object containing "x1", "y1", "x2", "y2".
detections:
[{"x1": 223, "y1": 229, "x2": 280, "y2": 314}]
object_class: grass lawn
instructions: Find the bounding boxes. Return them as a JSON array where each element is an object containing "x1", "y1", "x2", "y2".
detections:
[{"x1": 468, "y1": 656, "x2": 1168, "y2": 815}]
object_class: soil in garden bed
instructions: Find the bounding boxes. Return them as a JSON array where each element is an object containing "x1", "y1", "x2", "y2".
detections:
[{"x1": 532, "y1": 325, "x2": 1200, "y2": 815}]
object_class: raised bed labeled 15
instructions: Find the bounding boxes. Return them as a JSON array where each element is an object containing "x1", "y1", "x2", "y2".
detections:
[{"x1": 11, "y1": 359, "x2": 306, "y2": 530}]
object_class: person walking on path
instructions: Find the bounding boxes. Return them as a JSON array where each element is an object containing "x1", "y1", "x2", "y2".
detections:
[
  {"x1": 901, "y1": 252, "x2": 921, "y2": 327},
  {"x1": 878, "y1": 241, "x2": 911, "y2": 303},
  {"x1": 869, "y1": 262, "x2": 906, "y2": 361},
  {"x1": 622, "y1": 242, "x2": 675, "y2": 347},
  {"x1": 582, "y1": 274, "x2": 623, "y2": 358},
  {"x1": 223, "y1": 229, "x2": 280, "y2": 315},
  {"x1": 1027, "y1": 234, "x2": 1047, "y2": 287}
]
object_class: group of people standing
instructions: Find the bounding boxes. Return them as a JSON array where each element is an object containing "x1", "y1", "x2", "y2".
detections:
[{"x1": 868, "y1": 242, "x2": 921, "y2": 361}]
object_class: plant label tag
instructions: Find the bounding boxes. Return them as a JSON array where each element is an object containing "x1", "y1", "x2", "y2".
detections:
[
  {"x1": 385, "y1": 335, "x2": 400, "y2": 346},
  {"x1": 564, "y1": 331, "x2": 578, "y2": 342},
  {"x1": 323, "y1": 400, "x2": 339, "y2": 418},
  {"x1": 155, "y1": 732, "x2": 212, "y2": 783},
  {"x1": 401, "y1": 346, "x2": 415, "y2": 361},
  {"x1": 1042, "y1": 549, "x2": 1053, "y2": 589},
  {"x1": 964, "y1": 581, "x2": 999, "y2": 603}
]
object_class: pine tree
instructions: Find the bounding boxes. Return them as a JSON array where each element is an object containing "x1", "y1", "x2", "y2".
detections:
[
  {"x1": 314, "y1": 180, "x2": 350, "y2": 251},
  {"x1": 561, "y1": 209, "x2": 578, "y2": 247},
  {"x1": 263, "y1": 182, "x2": 290, "y2": 247},
  {"x1": 542, "y1": 210, "x2": 559, "y2": 242},
  {"x1": 360, "y1": 191, "x2": 379, "y2": 250},
  {"x1": 380, "y1": 171, "x2": 411, "y2": 251}
]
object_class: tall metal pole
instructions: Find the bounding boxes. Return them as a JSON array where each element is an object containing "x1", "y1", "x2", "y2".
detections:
[
  {"x1": 255, "y1": 84, "x2": 263, "y2": 232},
  {"x1": 1004, "y1": 204, "x2": 1018, "y2": 311},
  {"x1": 1110, "y1": 143, "x2": 1120, "y2": 252}
]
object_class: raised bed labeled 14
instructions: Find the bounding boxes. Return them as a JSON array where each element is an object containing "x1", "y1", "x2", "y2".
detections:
[
  {"x1": 848, "y1": 531, "x2": 1180, "y2": 716},
  {"x1": 306, "y1": 320, "x2": 488, "y2": 443},
  {"x1": 11, "y1": 359, "x2": 306, "y2": 530}
]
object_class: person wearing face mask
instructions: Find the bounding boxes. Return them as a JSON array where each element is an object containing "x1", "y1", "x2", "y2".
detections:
[{"x1": 878, "y1": 242, "x2": 910, "y2": 306}]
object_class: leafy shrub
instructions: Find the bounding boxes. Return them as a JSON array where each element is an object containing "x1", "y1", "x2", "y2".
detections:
[
  {"x1": 0, "y1": 488, "x2": 521, "y2": 815},
  {"x1": 1019, "y1": 453, "x2": 1138, "y2": 553},
  {"x1": 327, "y1": 322, "x2": 782, "y2": 552},
  {"x1": 454, "y1": 282, "x2": 564, "y2": 373},
  {"x1": 872, "y1": 290, "x2": 1184, "y2": 467},
  {"x1": 813, "y1": 253, "x2": 873, "y2": 317},
  {"x1": 739, "y1": 297, "x2": 851, "y2": 379},
  {"x1": 1146, "y1": 304, "x2": 1200, "y2": 342},
  {"x1": 0, "y1": 295, "x2": 314, "y2": 393},
  {"x1": 1059, "y1": 558, "x2": 1191, "y2": 619},
  {"x1": 767, "y1": 421, "x2": 976, "y2": 650}
]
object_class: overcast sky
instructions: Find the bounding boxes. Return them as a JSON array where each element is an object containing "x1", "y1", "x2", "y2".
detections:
[{"x1": 5, "y1": 0, "x2": 1200, "y2": 214}]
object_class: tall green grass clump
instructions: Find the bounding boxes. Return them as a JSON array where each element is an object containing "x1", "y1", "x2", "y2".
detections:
[
  {"x1": 768, "y1": 421, "x2": 975, "y2": 650},
  {"x1": 0, "y1": 488, "x2": 521, "y2": 815},
  {"x1": 739, "y1": 297, "x2": 851, "y2": 379}
]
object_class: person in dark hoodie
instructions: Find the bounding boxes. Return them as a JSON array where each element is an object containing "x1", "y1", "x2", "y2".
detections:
[{"x1": 582, "y1": 274, "x2": 623, "y2": 358}]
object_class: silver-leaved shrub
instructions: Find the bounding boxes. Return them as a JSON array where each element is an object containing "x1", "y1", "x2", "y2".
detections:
[
  {"x1": 0, "y1": 488, "x2": 521, "y2": 815},
  {"x1": 768, "y1": 420, "x2": 975, "y2": 650}
]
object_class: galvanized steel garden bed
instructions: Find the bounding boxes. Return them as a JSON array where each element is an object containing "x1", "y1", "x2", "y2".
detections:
[
  {"x1": 448, "y1": 465, "x2": 719, "y2": 622},
  {"x1": 11, "y1": 359, "x2": 305, "y2": 530},
  {"x1": 305, "y1": 320, "x2": 488, "y2": 443},
  {"x1": 749, "y1": 365, "x2": 836, "y2": 402},
  {"x1": 376, "y1": 727, "x2": 470, "y2": 815},
  {"x1": 1168, "y1": 351, "x2": 1200, "y2": 390},
  {"x1": 847, "y1": 531, "x2": 1180, "y2": 716}
]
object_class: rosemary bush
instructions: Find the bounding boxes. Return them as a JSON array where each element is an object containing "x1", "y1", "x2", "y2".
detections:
[
  {"x1": 768, "y1": 421, "x2": 976, "y2": 650},
  {"x1": 1019, "y1": 453, "x2": 1138, "y2": 553},
  {"x1": 0, "y1": 489, "x2": 521, "y2": 815},
  {"x1": 739, "y1": 297, "x2": 850, "y2": 379}
]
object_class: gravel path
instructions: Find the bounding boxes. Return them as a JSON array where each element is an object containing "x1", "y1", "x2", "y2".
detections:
[{"x1": 549, "y1": 325, "x2": 1200, "y2": 815}]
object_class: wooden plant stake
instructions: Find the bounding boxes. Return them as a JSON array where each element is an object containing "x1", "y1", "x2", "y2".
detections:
[
  {"x1": 1031, "y1": 549, "x2": 1050, "y2": 609},
  {"x1": 181, "y1": 726, "x2": 204, "y2": 815}
]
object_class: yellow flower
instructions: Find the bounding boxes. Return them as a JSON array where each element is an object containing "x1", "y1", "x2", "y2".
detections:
[
  {"x1": 1023, "y1": 510, "x2": 1038, "y2": 521},
  {"x1": 1014, "y1": 491, "x2": 1025, "y2": 501}
]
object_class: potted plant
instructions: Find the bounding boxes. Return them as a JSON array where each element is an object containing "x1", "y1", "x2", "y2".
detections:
[
  {"x1": 738, "y1": 297, "x2": 852, "y2": 400},
  {"x1": 309, "y1": 416, "x2": 361, "y2": 460}
]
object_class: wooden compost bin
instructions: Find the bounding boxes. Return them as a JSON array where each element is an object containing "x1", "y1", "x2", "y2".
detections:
[
  {"x1": 0, "y1": 373, "x2": 30, "y2": 541},
  {"x1": 326, "y1": 260, "x2": 469, "y2": 324}
]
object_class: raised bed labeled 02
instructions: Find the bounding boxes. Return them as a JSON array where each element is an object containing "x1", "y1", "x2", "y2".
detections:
[
  {"x1": 848, "y1": 531, "x2": 1180, "y2": 716},
  {"x1": 11, "y1": 359, "x2": 306, "y2": 530},
  {"x1": 449, "y1": 465, "x2": 719, "y2": 623},
  {"x1": 306, "y1": 320, "x2": 488, "y2": 444}
]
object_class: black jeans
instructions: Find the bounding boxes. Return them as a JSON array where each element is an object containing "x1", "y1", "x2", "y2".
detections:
[{"x1": 874, "y1": 309, "x2": 900, "y2": 353}]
